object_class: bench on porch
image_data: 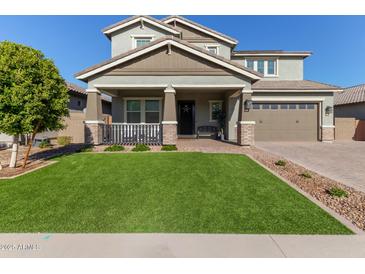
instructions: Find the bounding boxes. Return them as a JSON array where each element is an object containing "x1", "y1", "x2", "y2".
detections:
[{"x1": 197, "y1": 126, "x2": 219, "y2": 139}]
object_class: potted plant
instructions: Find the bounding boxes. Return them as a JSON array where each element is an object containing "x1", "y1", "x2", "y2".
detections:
[{"x1": 213, "y1": 109, "x2": 226, "y2": 140}]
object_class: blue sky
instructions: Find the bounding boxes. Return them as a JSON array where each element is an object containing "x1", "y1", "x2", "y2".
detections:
[{"x1": 0, "y1": 15, "x2": 364, "y2": 88}]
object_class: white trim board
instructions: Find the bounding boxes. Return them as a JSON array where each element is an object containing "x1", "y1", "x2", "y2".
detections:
[
  {"x1": 93, "y1": 84, "x2": 168, "y2": 90},
  {"x1": 76, "y1": 39, "x2": 261, "y2": 80},
  {"x1": 171, "y1": 84, "x2": 246, "y2": 89},
  {"x1": 252, "y1": 96, "x2": 326, "y2": 102},
  {"x1": 163, "y1": 17, "x2": 237, "y2": 45},
  {"x1": 233, "y1": 53, "x2": 312, "y2": 57},
  {"x1": 103, "y1": 17, "x2": 180, "y2": 36}
]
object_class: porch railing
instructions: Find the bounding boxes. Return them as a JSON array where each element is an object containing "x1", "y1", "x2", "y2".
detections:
[{"x1": 102, "y1": 123, "x2": 162, "y2": 145}]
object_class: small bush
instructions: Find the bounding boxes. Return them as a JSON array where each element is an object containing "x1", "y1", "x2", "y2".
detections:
[
  {"x1": 39, "y1": 140, "x2": 51, "y2": 149},
  {"x1": 132, "y1": 144, "x2": 151, "y2": 152},
  {"x1": 80, "y1": 146, "x2": 93, "y2": 152},
  {"x1": 57, "y1": 136, "x2": 72, "y2": 146},
  {"x1": 161, "y1": 145, "x2": 177, "y2": 151},
  {"x1": 300, "y1": 172, "x2": 312, "y2": 179},
  {"x1": 104, "y1": 145, "x2": 125, "y2": 152},
  {"x1": 275, "y1": 160, "x2": 286, "y2": 166},
  {"x1": 327, "y1": 187, "x2": 348, "y2": 198}
]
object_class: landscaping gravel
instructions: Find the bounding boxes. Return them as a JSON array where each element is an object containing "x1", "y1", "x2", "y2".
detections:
[{"x1": 247, "y1": 147, "x2": 365, "y2": 231}]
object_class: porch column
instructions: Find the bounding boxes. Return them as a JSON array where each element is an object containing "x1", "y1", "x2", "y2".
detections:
[
  {"x1": 162, "y1": 86, "x2": 177, "y2": 145},
  {"x1": 237, "y1": 89, "x2": 255, "y2": 146},
  {"x1": 84, "y1": 88, "x2": 104, "y2": 145}
]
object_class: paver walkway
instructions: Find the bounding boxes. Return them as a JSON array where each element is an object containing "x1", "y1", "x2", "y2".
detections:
[{"x1": 1, "y1": 233, "x2": 365, "y2": 258}]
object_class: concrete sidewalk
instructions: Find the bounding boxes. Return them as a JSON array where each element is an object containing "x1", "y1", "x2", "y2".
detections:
[{"x1": 1, "y1": 233, "x2": 365, "y2": 258}]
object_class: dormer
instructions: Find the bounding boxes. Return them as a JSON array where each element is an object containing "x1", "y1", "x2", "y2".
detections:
[
  {"x1": 231, "y1": 50, "x2": 312, "y2": 80},
  {"x1": 102, "y1": 16, "x2": 181, "y2": 57}
]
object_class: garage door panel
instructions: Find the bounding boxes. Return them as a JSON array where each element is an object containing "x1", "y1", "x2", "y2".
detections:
[{"x1": 253, "y1": 103, "x2": 318, "y2": 141}]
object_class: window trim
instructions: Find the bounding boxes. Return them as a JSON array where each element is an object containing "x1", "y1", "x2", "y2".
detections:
[
  {"x1": 131, "y1": 35, "x2": 155, "y2": 49},
  {"x1": 204, "y1": 44, "x2": 220, "y2": 55},
  {"x1": 244, "y1": 58, "x2": 279, "y2": 77},
  {"x1": 209, "y1": 100, "x2": 223, "y2": 122},
  {"x1": 123, "y1": 97, "x2": 162, "y2": 124}
]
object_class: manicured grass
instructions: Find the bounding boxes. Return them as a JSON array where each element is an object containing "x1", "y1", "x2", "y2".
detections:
[{"x1": 0, "y1": 153, "x2": 352, "y2": 234}]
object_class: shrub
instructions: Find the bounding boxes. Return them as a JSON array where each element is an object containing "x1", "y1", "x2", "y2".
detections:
[
  {"x1": 57, "y1": 136, "x2": 72, "y2": 146},
  {"x1": 300, "y1": 172, "x2": 312, "y2": 179},
  {"x1": 275, "y1": 160, "x2": 286, "y2": 166},
  {"x1": 104, "y1": 145, "x2": 125, "y2": 152},
  {"x1": 132, "y1": 144, "x2": 151, "y2": 152},
  {"x1": 327, "y1": 187, "x2": 348, "y2": 198},
  {"x1": 80, "y1": 146, "x2": 93, "y2": 152},
  {"x1": 161, "y1": 145, "x2": 177, "y2": 151},
  {"x1": 39, "y1": 140, "x2": 51, "y2": 149}
]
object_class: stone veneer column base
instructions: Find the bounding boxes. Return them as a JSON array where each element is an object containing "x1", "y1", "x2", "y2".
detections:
[
  {"x1": 321, "y1": 126, "x2": 335, "y2": 142},
  {"x1": 162, "y1": 124, "x2": 177, "y2": 145},
  {"x1": 85, "y1": 122, "x2": 104, "y2": 145},
  {"x1": 237, "y1": 122, "x2": 255, "y2": 146}
]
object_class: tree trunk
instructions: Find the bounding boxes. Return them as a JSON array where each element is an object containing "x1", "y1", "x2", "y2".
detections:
[
  {"x1": 9, "y1": 135, "x2": 19, "y2": 168},
  {"x1": 22, "y1": 123, "x2": 40, "y2": 169}
]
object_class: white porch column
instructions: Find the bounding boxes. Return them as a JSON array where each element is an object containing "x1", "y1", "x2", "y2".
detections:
[
  {"x1": 84, "y1": 88, "x2": 105, "y2": 145},
  {"x1": 237, "y1": 88, "x2": 255, "y2": 146},
  {"x1": 162, "y1": 86, "x2": 177, "y2": 145}
]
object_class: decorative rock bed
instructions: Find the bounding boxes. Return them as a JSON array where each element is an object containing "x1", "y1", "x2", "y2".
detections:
[{"x1": 246, "y1": 147, "x2": 365, "y2": 231}]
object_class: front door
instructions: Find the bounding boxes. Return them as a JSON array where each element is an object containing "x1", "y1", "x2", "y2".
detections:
[{"x1": 178, "y1": 101, "x2": 195, "y2": 135}]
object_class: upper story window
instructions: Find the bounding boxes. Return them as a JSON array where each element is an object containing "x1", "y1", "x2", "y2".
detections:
[
  {"x1": 244, "y1": 59, "x2": 278, "y2": 77},
  {"x1": 205, "y1": 44, "x2": 219, "y2": 55},
  {"x1": 132, "y1": 35, "x2": 154, "y2": 49}
]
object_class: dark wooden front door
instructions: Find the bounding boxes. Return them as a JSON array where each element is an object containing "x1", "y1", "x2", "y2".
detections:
[{"x1": 178, "y1": 101, "x2": 195, "y2": 135}]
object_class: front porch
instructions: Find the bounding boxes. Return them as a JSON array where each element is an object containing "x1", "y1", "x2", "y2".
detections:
[{"x1": 84, "y1": 85, "x2": 256, "y2": 146}]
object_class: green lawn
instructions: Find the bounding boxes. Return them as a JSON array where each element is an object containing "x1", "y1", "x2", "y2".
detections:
[{"x1": 0, "y1": 152, "x2": 352, "y2": 234}]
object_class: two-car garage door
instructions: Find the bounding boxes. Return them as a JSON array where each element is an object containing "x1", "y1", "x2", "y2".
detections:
[{"x1": 252, "y1": 103, "x2": 319, "y2": 141}]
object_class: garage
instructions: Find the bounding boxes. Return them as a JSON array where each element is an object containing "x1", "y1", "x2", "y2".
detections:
[{"x1": 252, "y1": 102, "x2": 319, "y2": 141}]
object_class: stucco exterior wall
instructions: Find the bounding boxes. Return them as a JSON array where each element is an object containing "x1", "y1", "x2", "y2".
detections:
[
  {"x1": 231, "y1": 56, "x2": 304, "y2": 80},
  {"x1": 110, "y1": 22, "x2": 176, "y2": 57},
  {"x1": 335, "y1": 102, "x2": 365, "y2": 120},
  {"x1": 192, "y1": 42, "x2": 231, "y2": 60}
]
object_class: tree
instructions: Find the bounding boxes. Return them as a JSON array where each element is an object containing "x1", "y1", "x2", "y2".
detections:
[{"x1": 0, "y1": 41, "x2": 69, "y2": 168}]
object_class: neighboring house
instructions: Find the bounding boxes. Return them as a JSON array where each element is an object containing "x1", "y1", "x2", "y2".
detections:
[
  {"x1": 37, "y1": 82, "x2": 112, "y2": 143},
  {"x1": 75, "y1": 15, "x2": 341, "y2": 146},
  {"x1": 334, "y1": 84, "x2": 365, "y2": 140}
]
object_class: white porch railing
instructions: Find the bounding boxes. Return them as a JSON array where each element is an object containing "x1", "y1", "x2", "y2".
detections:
[{"x1": 102, "y1": 123, "x2": 162, "y2": 145}]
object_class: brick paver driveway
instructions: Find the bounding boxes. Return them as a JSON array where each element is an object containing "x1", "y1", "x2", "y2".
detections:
[{"x1": 256, "y1": 141, "x2": 365, "y2": 193}]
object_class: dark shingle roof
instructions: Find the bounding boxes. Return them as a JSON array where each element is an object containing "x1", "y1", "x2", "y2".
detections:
[
  {"x1": 252, "y1": 80, "x2": 341, "y2": 91},
  {"x1": 334, "y1": 84, "x2": 365, "y2": 105}
]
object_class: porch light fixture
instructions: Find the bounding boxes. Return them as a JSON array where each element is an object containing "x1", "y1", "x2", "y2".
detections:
[
  {"x1": 325, "y1": 106, "x2": 333, "y2": 115},
  {"x1": 244, "y1": 99, "x2": 253, "y2": 110}
]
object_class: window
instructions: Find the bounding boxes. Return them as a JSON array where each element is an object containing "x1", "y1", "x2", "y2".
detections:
[
  {"x1": 206, "y1": 45, "x2": 219, "y2": 55},
  {"x1": 246, "y1": 60, "x2": 254, "y2": 70},
  {"x1": 133, "y1": 36, "x2": 153, "y2": 48},
  {"x1": 145, "y1": 100, "x2": 160, "y2": 123},
  {"x1": 267, "y1": 60, "x2": 276, "y2": 75},
  {"x1": 307, "y1": 104, "x2": 315, "y2": 109},
  {"x1": 209, "y1": 101, "x2": 223, "y2": 121},
  {"x1": 299, "y1": 104, "x2": 306, "y2": 109},
  {"x1": 253, "y1": 103, "x2": 260, "y2": 110},
  {"x1": 245, "y1": 59, "x2": 278, "y2": 76},
  {"x1": 280, "y1": 104, "x2": 289, "y2": 109},
  {"x1": 125, "y1": 99, "x2": 161, "y2": 123},
  {"x1": 289, "y1": 104, "x2": 297, "y2": 109},
  {"x1": 257, "y1": 60, "x2": 265, "y2": 74},
  {"x1": 126, "y1": 100, "x2": 141, "y2": 123},
  {"x1": 262, "y1": 104, "x2": 270, "y2": 109},
  {"x1": 270, "y1": 104, "x2": 278, "y2": 110}
]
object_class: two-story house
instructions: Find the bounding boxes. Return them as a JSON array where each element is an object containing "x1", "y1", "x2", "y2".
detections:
[{"x1": 75, "y1": 15, "x2": 341, "y2": 146}]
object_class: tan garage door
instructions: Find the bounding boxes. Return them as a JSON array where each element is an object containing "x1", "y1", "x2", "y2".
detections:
[{"x1": 252, "y1": 103, "x2": 318, "y2": 141}]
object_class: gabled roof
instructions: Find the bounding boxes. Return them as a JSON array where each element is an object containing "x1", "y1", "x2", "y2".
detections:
[
  {"x1": 102, "y1": 15, "x2": 181, "y2": 38},
  {"x1": 334, "y1": 84, "x2": 365, "y2": 105},
  {"x1": 162, "y1": 15, "x2": 238, "y2": 46},
  {"x1": 75, "y1": 36, "x2": 262, "y2": 81},
  {"x1": 232, "y1": 50, "x2": 312, "y2": 58},
  {"x1": 252, "y1": 80, "x2": 342, "y2": 91}
]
